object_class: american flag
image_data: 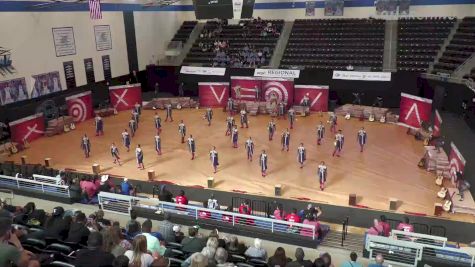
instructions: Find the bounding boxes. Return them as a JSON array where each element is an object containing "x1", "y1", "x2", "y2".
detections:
[{"x1": 89, "y1": 0, "x2": 102, "y2": 20}]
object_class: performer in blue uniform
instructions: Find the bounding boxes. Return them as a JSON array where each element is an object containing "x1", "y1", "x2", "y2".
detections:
[
  {"x1": 245, "y1": 137, "x2": 254, "y2": 162},
  {"x1": 122, "y1": 129, "x2": 131, "y2": 152},
  {"x1": 227, "y1": 98, "x2": 234, "y2": 115},
  {"x1": 317, "y1": 121, "x2": 325, "y2": 145},
  {"x1": 357, "y1": 127, "x2": 367, "y2": 152},
  {"x1": 259, "y1": 150, "x2": 268, "y2": 177},
  {"x1": 111, "y1": 142, "x2": 121, "y2": 165},
  {"x1": 135, "y1": 144, "x2": 144, "y2": 170},
  {"x1": 231, "y1": 126, "x2": 239, "y2": 148},
  {"x1": 240, "y1": 109, "x2": 249, "y2": 128},
  {"x1": 209, "y1": 146, "x2": 219, "y2": 173},
  {"x1": 95, "y1": 115, "x2": 104, "y2": 136},
  {"x1": 288, "y1": 108, "x2": 296, "y2": 129},
  {"x1": 81, "y1": 134, "x2": 91, "y2": 158},
  {"x1": 178, "y1": 120, "x2": 186, "y2": 144},
  {"x1": 268, "y1": 119, "x2": 276, "y2": 141},
  {"x1": 329, "y1": 113, "x2": 337, "y2": 134},
  {"x1": 281, "y1": 129, "x2": 290, "y2": 152},
  {"x1": 278, "y1": 102, "x2": 286, "y2": 119},
  {"x1": 225, "y1": 116, "x2": 235, "y2": 136},
  {"x1": 155, "y1": 134, "x2": 162, "y2": 155},
  {"x1": 332, "y1": 130, "x2": 344, "y2": 157},
  {"x1": 187, "y1": 135, "x2": 196, "y2": 160},
  {"x1": 297, "y1": 143, "x2": 306, "y2": 168},
  {"x1": 205, "y1": 108, "x2": 213, "y2": 126},
  {"x1": 131, "y1": 109, "x2": 140, "y2": 128},
  {"x1": 129, "y1": 119, "x2": 137, "y2": 137},
  {"x1": 154, "y1": 112, "x2": 162, "y2": 133},
  {"x1": 134, "y1": 102, "x2": 142, "y2": 115},
  {"x1": 318, "y1": 161, "x2": 327, "y2": 191},
  {"x1": 165, "y1": 104, "x2": 173, "y2": 122}
]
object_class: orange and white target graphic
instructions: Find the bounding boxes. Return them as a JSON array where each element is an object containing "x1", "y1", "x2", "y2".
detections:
[
  {"x1": 66, "y1": 91, "x2": 93, "y2": 123},
  {"x1": 448, "y1": 142, "x2": 466, "y2": 183},
  {"x1": 262, "y1": 78, "x2": 294, "y2": 107}
]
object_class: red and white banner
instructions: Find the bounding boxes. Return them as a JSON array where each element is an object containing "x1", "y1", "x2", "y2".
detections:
[
  {"x1": 448, "y1": 142, "x2": 466, "y2": 182},
  {"x1": 398, "y1": 93, "x2": 432, "y2": 129},
  {"x1": 198, "y1": 82, "x2": 230, "y2": 107},
  {"x1": 294, "y1": 85, "x2": 329, "y2": 112},
  {"x1": 66, "y1": 91, "x2": 93, "y2": 123},
  {"x1": 230, "y1": 76, "x2": 262, "y2": 101},
  {"x1": 262, "y1": 78, "x2": 294, "y2": 107},
  {"x1": 109, "y1": 83, "x2": 142, "y2": 112},
  {"x1": 433, "y1": 110, "x2": 442, "y2": 137},
  {"x1": 9, "y1": 113, "x2": 45, "y2": 143}
]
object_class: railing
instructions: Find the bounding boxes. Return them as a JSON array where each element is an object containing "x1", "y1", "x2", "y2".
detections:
[
  {"x1": 0, "y1": 188, "x2": 14, "y2": 204},
  {"x1": 391, "y1": 230, "x2": 447, "y2": 247},
  {"x1": 341, "y1": 216, "x2": 349, "y2": 246},
  {"x1": 0, "y1": 174, "x2": 70, "y2": 197},
  {"x1": 98, "y1": 192, "x2": 317, "y2": 240},
  {"x1": 33, "y1": 174, "x2": 60, "y2": 185},
  {"x1": 366, "y1": 235, "x2": 424, "y2": 267}
]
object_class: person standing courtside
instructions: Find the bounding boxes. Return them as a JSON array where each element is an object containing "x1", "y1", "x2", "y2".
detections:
[{"x1": 81, "y1": 134, "x2": 91, "y2": 158}]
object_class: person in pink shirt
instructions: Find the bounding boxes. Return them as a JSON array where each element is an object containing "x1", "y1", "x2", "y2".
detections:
[
  {"x1": 273, "y1": 204, "x2": 287, "y2": 220},
  {"x1": 285, "y1": 208, "x2": 301, "y2": 223},
  {"x1": 80, "y1": 178, "x2": 98, "y2": 199},
  {"x1": 377, "y1": 215, "x2": 391, "y2": 237},
  {"x1": 300, "y1": 213, "x2": 320, "y2": 238},
  {"x1": 396, "y1": 216, "x2": 414, "y2": 232},
  {"x1": 367, "y1": 219, "x2": 384, "y2": 236}
]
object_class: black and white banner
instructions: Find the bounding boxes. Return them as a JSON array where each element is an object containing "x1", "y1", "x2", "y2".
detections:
[
  {"x1": 180, "y1": 66, "x2": 226, "y2": 76},
  {"x1": 254, "y1": 69, "x2": 300, "y2": 79},
  {"x1": 102, "y1": 55, "x2": 111, "y2": 81},
  {"x1": 63, "y1": 61, "x2": 76, "y2": 89},
  {"x1": 332, "y1": 70, "x2": 391, "y2": 81},
  {"x1": 84, "y1": 58, "x2": 95, "y2": 84}
]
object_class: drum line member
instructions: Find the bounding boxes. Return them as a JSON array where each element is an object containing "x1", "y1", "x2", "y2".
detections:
[
  {"x1": 209, "y1": 146, "x2": 219, "y2": 173},
  {"x1": 281, "y1": 128, "x2": 290, "y2": 152},
  {"x1": 332, "y1": 130, "x2": 344, "y2": 157},
  {"x1": 187, "y1": 134, "x2": 196, "y2": 160},
  {"x1": 122, "y1": 129, "x2": 131, "y2": 152},
  {"x1": 317, "y1": 121, "x2": 325, "y2": 145},
  {"x1": 81, "y1": 134, "x2": 91, "y2": 158},
  {"x1": 301, "y1": 93, "x2": 310, "y2": 107},
  {"x1": 329, "y1": 113, "x2": 337, "y2": 133},
  {"x1": 357, "y1": 127, "x2": 367, "y2": 152},
  {"x1": 178, "y1": 120, "x2": 186, "y2": 144},
  {"x1": 95, "y1": 115, "x2": 104, "y2": 136},
  {"x1": 268, "y1": 119, "x2": 276, "y2": 141},
  {"x1": 245, "y1": 137, "x2": 254, "y2": 162},
  {"x1": 134, "y1": 102, "x2": 142, "y2": 115},
  {"x1": 278, "y1": 101, "x2": 286, "y2": 119},
  {"x1": 205, "y1": 107, "x2": 213, "y2": 126},
  {"x1": 165, "y1": 103, "x2": 173, "y2": 122},
  {"x1": 318, "y1": 161, "x2": 327, "y2": 191},
  {"x1": 240, "y1": 109, "x2": 249, "y2": 128},
  {"x1": 131, "y1": 109, "x2": 140, "y2": 128},
  {"x1": 227, "y1": 98, "x2": 234, "y2": 115},
  {"x1": 232, "y1": 125, "x2": 239, "y2": 148},
  {"x1": 129, "y1": 118, "x2": 137, "y2": 137},
  {"x1": 154, "y1": 112, "x2": 162, "y2": 133},
  {"x1": 225, "y1": 116, "x2": 235, "y2": 136},
  {"x1": 135, "y1": 144, "x2": 144, "y2": 170},
  {"x1": 297, "y1": 143, "x2": 306, "y2": 168},
  {"x1": 260, "y1": 149, "x2": 268, "y2": 177},
  {"x1": 111, "y1": 142, "x2": 121, "y2": 165},
  {"x1": 154, "y1": 133, "x2": 162, "y2": 155},
  {"x1": 288, "y1": 108, "x2": 296, "y2": 129}
]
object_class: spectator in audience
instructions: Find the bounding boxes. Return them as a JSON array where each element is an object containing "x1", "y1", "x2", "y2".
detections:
[
  {"x1": 300, "y1": 213, "x2": 321, "y2": 238},
  {"x1": 215, "y1": 247, "x2": 233, "y2": 267},
  {"x1": 173, "y1": 225, "x2": 185, "y2": 243},
  {"x1": 158, "y1": 185, "x2": 173, "y2": 203},
  {"x1": 141, "y1": 219, "x2": 166, "y2": 256},
  {"x1": 158, "y1": 213, "x2": 175, "y2": 243},
  {"x1": 75, "y1": 232, "x2": 116, "y2": 267},
  {"x1": 208, "y1": 229, "x2": 226, "y2": 248},
  {"x1": 66, "y1": 211, "x2": 90, "y2": 244},
  {"x1": 16, "y1": 202, "x2": 45, "y2": 226},
  {"x1": 125, "y1": 235, "x2": 155, "y2": 267},
  {"x1": 273, "y1": 204, "x2": 286, "y2": 220},
  {"x1": 95, "y1": 209, "x2": 111, "y2": 227},
  {"x1": 99, "y1": 175, "x2": 114, "y2": 192},
  {"x1": 378, "y1": 215, "x2": 391, "y2": 237},
  {"x1": 0, "y1": 217, "x2": 40, "y2": 267},
  {"x1": 287, "y1": 248, "x2": 312, "y2": 267},
  {"x1": 182, "y1": 226, "x2": 206, "y2": 254},
  {"x1": 126, "y1": 209, "x2": 142, "y2": 236},
  {"x1": 121, "y1": 178, "x2": 134, "y2": 196},
  {"x1": 103, "y1": 225, "x2": 129, "y2": 257},
  {"x1": 244, "y1": 238, "x2": 267, "y2": 260},
  {"x1": 268, "y1": 247, "x2": 289, "y2": 267},
  {"x1": 113, "y1": 255, "x2": 130, "y2": 267},
  {"x1": 367, "y1": 219, "x2": 384, "y2": 236},
  {"x1": 226, "y1": 235, "x2": 246, "y2": 255},
  {"x1": 43, "y1": 206, "x2": 69, "y2": 240},
  {"x1": 151, "y1": 256, "x2": 170, "y2": 267},
  {"x1": 80, "y1": 177, "x2": 99, "y2": 201},
  {"x1": 396, "y1": 216, "x2": 414, "y2": 232},
  {"x1": 285, "y1": 208, "x2": 301, "y2": 223},
  {"x1": 368, "y1": 254, "x2": 384, "y2": 267},
  {"x1": 313, "y1": 258, "x2": 326, "y2": 267},
  {"x1": 320, "y1": 252, "x2": 334, "y2": 267},
  {"x1": 189, "y1": 252, "x2": 208, "y2": 267},
  {"x1": 175, "y1": 190, "x2": 189, "y2": 205},
  {"x1": 238, "y1": 200, "x2": 251, "y2": 215},
  {"x1": 207, "y1": 194, "x2": 220, "y2": 210},
  {"x1": 340, "y1": 252, "x2": 362, "y2": 267}
]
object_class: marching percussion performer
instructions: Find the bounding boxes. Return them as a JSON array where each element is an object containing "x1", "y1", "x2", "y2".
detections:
[
  {"x1": 154, "y1": 134, "x2": 162, "y2": 155},
  {"x1": 135, "y1": 144, "x2": 144, "y2": 170},
  {"x1": 154, "y1": 112, "x2": 162, "y2": 133},
  {"x1": 245, "y1": 137, "x2": 254, "y2": 162},
  {"x1": 178, "y1": 120, "x2": 186, "y2": 143},
  {"x1": 122, "y1": 129, "x2": 131, "y2": 152},
  {"x1": 317, "y1": 121, "x2": 325, "y2": 145},
  {"x1": 232, "y1": 126, "x2": 239, "y2": 148},
  {"x1": 225, "y1": 116, "x2": 235, "y2": 136},
  {"x1": 288, "y1": 108, "x2": 296, "y2": 129},
  {"x1": 240, "y1": 109, "x2": 249, "y2": 128},
  {"x1": 129, "y1": 118, "x2": 137, "y2": 137},
  {"x1": 205, "y1": 108, "x2": 213, "y2": 126},
  {"x1": 95, "y1": 115, "x2": 104, "y2": 136},
  {"x1": 329, "y1": 113, "x2": 337, "y2": 133},
  {"x1": 165, "y1": 104, "x2": 173, "y2": 122},
  {"x1": 111, "y1": 142, "x2": 121, "y2": 165},
  {"x1": 131, "y1": 109, "x2": 140, "y2": 128},
  {"x1": 357, "y1": 127, "x2": 367, "y2": 152},
  {"x1": 318, "y1": 161, "x2": 327, "y2": 191},
  {"x1": 301, "y1": 93, "x2": 310, "y2": 107},
  {"x1": 209, "y1": 146, "x2": 219, "y2": 173},
  {"x1": 227, "y1": 98, "x2": 235, "y2": 115},
  {"x1": 281, "y1": 129, "x2": 290, "y2": 152},
  {"x1": 278, "y1": 101, "x2": 286, "y2": 119},
  {"x1": 297, "y1": 143, "x2": 306, "y2": 168},
  {"x1": 332, "y1": 130, "x2": 344, "y2": 157},
  {"x1": 134, "y1": 102, "x2": 142, "y2": 115},
  {"x1": 81, "y1": 134, "x2": 91, "y2": 158},
  {"x1": 260, "y1": 150, "x2": 268, "y2": 177},
  {"x1": 187, "y1": 135, "x2": 196, "y2": 160},
  {"x1": 268, "y1": 119, "x2": 276, "y2": 141}
]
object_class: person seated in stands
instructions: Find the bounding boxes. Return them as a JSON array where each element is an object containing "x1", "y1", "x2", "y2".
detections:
[
  {"x1": 396, "y1": 216, "x2": 414, "y2": 232},
  {"x1": 126, "y1": 209, "x2": 142, "y2": 237},
  {"x1": 377, "y1": 215, "x2": 391, "y2": 237},
  {"x1": 158, "y1": 185, "x2": 173, "y2": 203},
  {"x1": 340, "y1": 251, "x2": 362, "y2": 267},
  {"x1": 157, "y1": 213, "x2": 175, "y2": 243},
  {"x1": 368, "y1": 253, "x2": 384, "y2": 267},
  {"x1": 66, "y1": 211, "x2": 90, "y2": 244},
  {"x1": 74, "y1": 232, "x2": 116, "y2": 267},
  {"x1": 99, "y1": 175, "x2": 114, "y2": 193},
  {"x1": 69, "y1": 178, "x2": 83, "y2": 201},
  {"x1": 268, "y1": 247, "x2": 290, "y2": 267},
  {"x1": 182, "y1": 237, "x2": 219, "y2": 267},
  {"x1": 313, "y1": 258, "x2": 325, "y2": 267},
  {"x1": 125, "y1": 235, "x2": 155, "y2": 267},
  {"x1": 43, "y1": 206, "x2": 69, "y2": 240},
  {"x1": 80, "y1": 177, "x2": 99, "y2": 201},
  {"x1": 15, "y1": 202, "x2": 45, "y2": 227},
  {"x1": 319, "y1": 252, "x2": 334, "y2": 267},
  {"x1": 175, "y1": 190, "x2": 189, "y2": 205},
  {"x1": 189, "y1": 252, "x2": 208, "y2": 267},
  {"x1": 173, "y1": 225, "x2": 185, "y2": 243},
  {"x1": 215, "y1": 247, "x2": 233, "y2": 267},
  {"x1": 226, "y1": 235, "x2": 247, "y2": 255},
  {"x1": 120, "y1": 178, "x2": 134, "y2": 196},
  {"x1": 95, "y1": 209, "x2": 111, "y2": 227},
  {"x1": 112, "y1": 255, "x2": 130, "y2": 267},
  {"x1": 182, "y1": 226, "x2": 206, "y2": 254},
  {"x1": 207, "y1": 194, "x2": 220, "y2": 210},
  {"x1": 199, "y1": 201, "x2": 212, "y2": 220},
  {"x1": 0, "y1": 217, "x2": 40, "y2": 267},
  {"x1": 273, "y1": 204, "x2": 287, "y2": 220},
  {"x1": 141, "y1": 219, "x2": 166, "y2": 256},
  {"x1": 285, "y1": 208, "x2": 301, "y2": 223},
  {"x1": 287, "y1": 248, "x2": 312, "y2": 267},
  {"x1": 367, "y1": 218, "x2": 384, "y2": 237},
  {"x1": 300, "y1": 213, "x2": 321, "y2": 239},
  {"x1": 238, "y1": 200, "x2": 251, "y2": 215},
  {"x1": 208, "y1": 229, "x2": 225, "y2": 248},
  {"x1": 103, "y1": 225, "x2": 129, "y2": 257},
  {"x1": 245, "y1": 238, "x2": 267, "y2": 260}
]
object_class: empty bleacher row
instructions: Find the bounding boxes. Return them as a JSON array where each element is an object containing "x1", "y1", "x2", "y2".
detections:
[
  {"x1": 171, "y1": 21, "x2": 197, "y2": 43},
  {"x1": 280, "y1": 18, "x2": 385, "y2": 71},
  {"x1": 433, "y1": 17, "x2": 475, "y2": 75},
  {"x1": 397, "y1": 17, "x2": 456, "y2": 72}
]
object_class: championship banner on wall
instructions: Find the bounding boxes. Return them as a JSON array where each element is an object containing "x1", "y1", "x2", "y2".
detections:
[
  {"x1": 198, "y1": 82, "x2": 230, "y2": 107},
  {"x1": 261, "y1": 78, "x2": 294, "y2": 107},
  {"x1": 398, "y1": 93, "x2": 432, "y2": 129},
  {"x1": 9, "y1": 113, "x2": 45, "y2": 143},
  {"x1": 0, "y1": 78, "x2": 29, "y2": 106},
  {"x1": 109, "y1": 83, "x2": 142, "y2": 112},
  {"x1": 66, "y1": 91, "x2": 93, "y2": 123},
  {"x1": 230, "y1": 76, "x2": 262, "y2": 101},
  {"x1": 449, "y1": 142, "x2": 466, "y2": 182},
  {"x1": 294, "y1": 85, "x2": 329, "y2": 112},
  {"x1": 433, "y1": 109, "x2": 443, "y2": 137}
]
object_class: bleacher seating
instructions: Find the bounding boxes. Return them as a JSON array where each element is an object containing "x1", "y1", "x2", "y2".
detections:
[
  {"x1": 397, "y1": 17, "x2": 456, "y2": 72},
  {"x1": 171, "y1": 21, "x2": 197, "y2": 43},
  {"x1": 433, "y1": 17, "x2": 475, "y2": 75},
  {"x1": 280, "y1": 18, "x2": 385, "y2": 71},
  {"x1": 464, "y1": 66, "x2": 475, "y2": 80}
]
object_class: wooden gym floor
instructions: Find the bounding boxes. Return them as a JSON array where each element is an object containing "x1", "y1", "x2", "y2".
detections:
[{"x1": 9, "y1": 108, "x2": 475, "y2": 223}]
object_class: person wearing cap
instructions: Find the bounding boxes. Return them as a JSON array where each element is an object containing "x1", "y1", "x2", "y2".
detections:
[
  {"x1": 0, "y1": 217, "x2": 40, "y2": 267},
  {"x1": 172, "y1": 225, "x2": 185, "y2": 243},
  {"x1": 99, "y1": 175, "x2": 113, "y2": 193}
]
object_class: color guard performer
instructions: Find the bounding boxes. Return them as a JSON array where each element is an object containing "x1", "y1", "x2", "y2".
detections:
[
  {"x1": 231, "y1": 126, "x2": 239, "y2": 148},
  {"x1": 288, "y1": 108, "x2": 296, "y2": 129},
  {"x1": 357, "y1": 127, "x2": 367, "y2": 152},
  {"x1": 205, "y1": 108, "x2": 213, "y2": 126},
  {"x1": 187, "y1": 134, "x2": 196, "y2": 160},
  {"x1": 225, "y1": 116, "x2": 235, "y2": 136},
  {"x1": 95, "y1": 115, "x2": 104, "y2": 136},
  {"x1": 281, "y1": 129, "x2": 290, "y2": 152},
  {"x1": 240, "y1": 109, "x2": 249, "y2": 128},
  {"x1": 332, "y1": 130, "x2": 344, "y2": 157},
  {"x1": 134, "y1": 102, "x2": 142, "y2": 115},
  {"x1": 317, "y1": 121, "x2": 325, "y2": 145},
  {"x1": 268, "y1": 119, "x2": 276, "y2": 141},
  {"x1": 300, "y1": 93, "x2": 310, "y2": 107},
  {"x1": 297, "y1": 143, "x2": 306, "y2": 168},
  {"x1": 131, "y1": 109, "x2": 140, "y2": 128},
  {"x1": 260, "y1": 150, "x2": 268, "y2": 177},
  {"x1": 135, "y1": 144, "x2": 144, "y2": 169},
  {"x1": 81, "y1": 134, "x2": 91, "y2": 158},
  {"x1": 329, "y1": 113, "x2": 337, "y2": 133},
  {"x1": 318, "y1": 161, "x2": 327, "y2": 191},
  {"x1": 129, "y1": 118, "x2": 137, "y2": 137},
  {"x1": 154, "y1": 134, "x2": 162, "y2": 155},
  {"x1": 209, "y1": 146, "x2": 219, "y2": 173},
  {"x1": 227, "y1": 98, "x2": 234, "y2": 115},
  {"x1": 111, "y1": 142, "x2": 121, "y2": 165},
  {"x1": 154, "y1": 112, "x2": 162, "y2": 133},
  {"x1": 178, "y1": 120, "x2": 186, "y2": 143},
  {"x1": 165, "y1": 104, "x2": 173, "y2": 122},
  {"x1": 122, "y1": 129, "x2": 131, "y2": 152},
  {"x1": 278, "y1": 102, "x2": 286, "y2": 119},
  {"x1": 245, "y1": 137, "x2": 254, "y2": 162}
]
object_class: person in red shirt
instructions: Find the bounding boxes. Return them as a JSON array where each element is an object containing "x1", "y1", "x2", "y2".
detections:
[
  {"x1": 238, "y1": 201, "x2": 251, "y2": 215},
  {"x1": 285, "y1": 208, "x2": 301, "y2": 223},
  {"x1": 175, "y1": 190, "x2": 188, "y2": 205},
  {"x1": 396, "y1": 216, "x2": 414, "y2": 232},
  {"x1": 377, "y1": 215, "x2": 391, "y2": 237}
]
